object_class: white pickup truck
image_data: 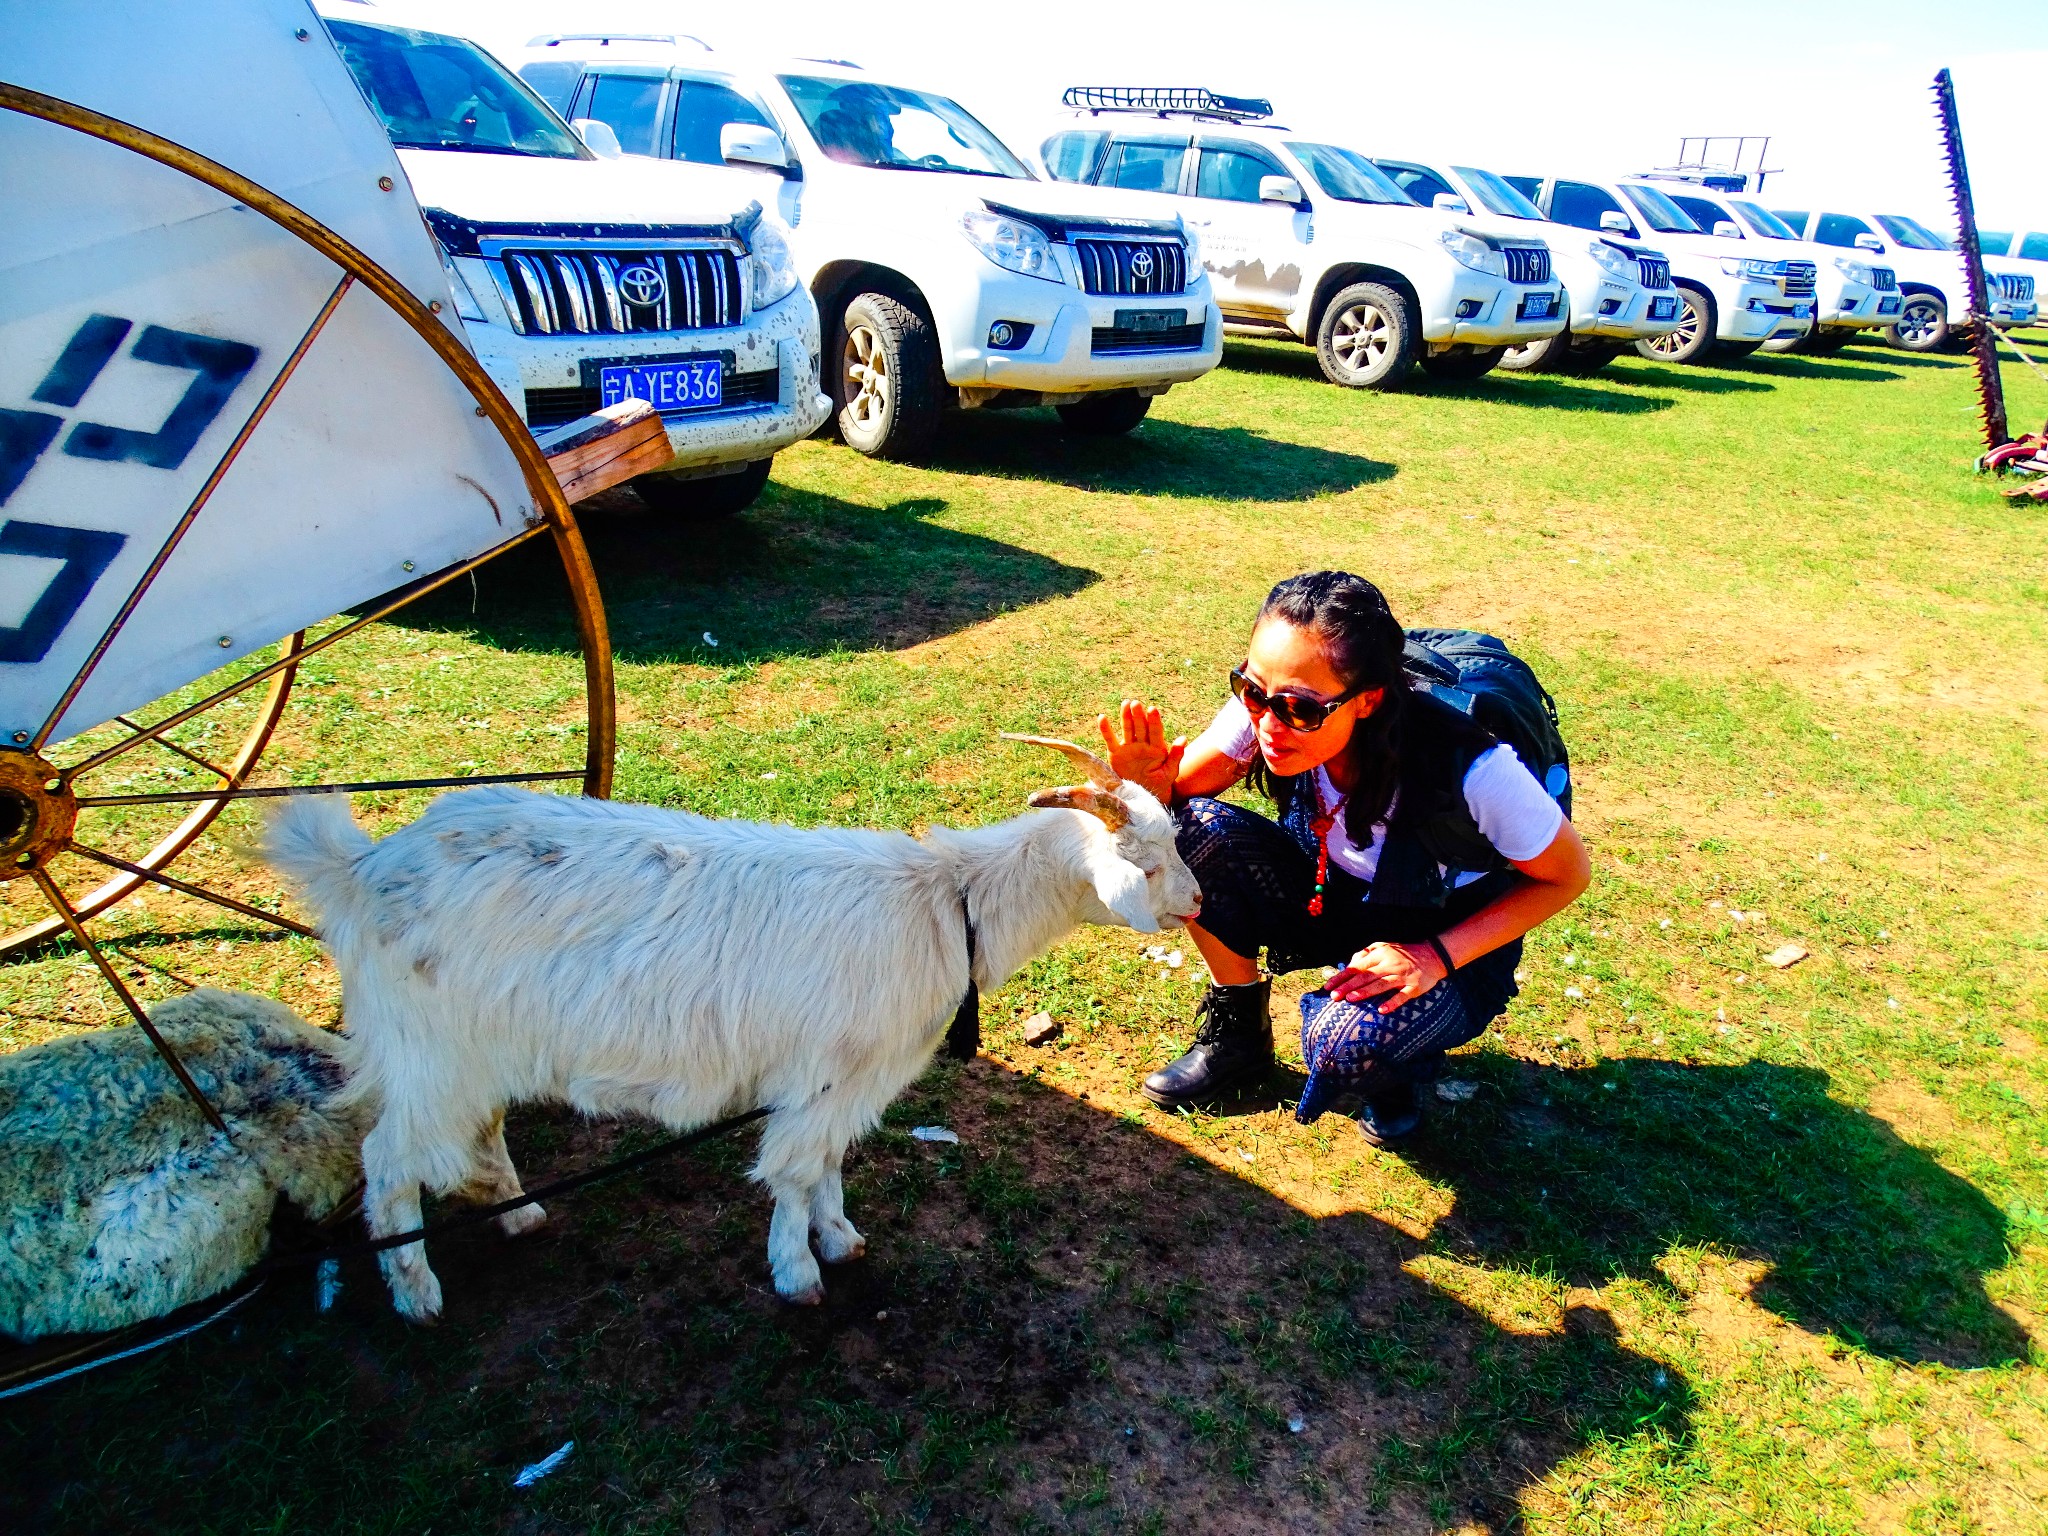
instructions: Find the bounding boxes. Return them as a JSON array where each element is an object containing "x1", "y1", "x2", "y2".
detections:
[
  {"x1": 1504, "y1": 174, "x2": 1814, "y2": 363},
  {"x1": 1370, "y1": 156, "x2": 1680, "y2": 373},
  {"x1": 1626, "y1": 181, "x2": 1893, "y2": 354},
  {"x1": 519, "y1": 46, "x2": 1222, "y2": 460},
  {"x1": 1039, "y1": 90, "x2": 1565, "y2": 388},
  {"x1": 322, "y1": 11, "x2": 830, "y2": 516},
  {"x1": 1769, "y1": 209, "x2": 2039, "y2": 353}
]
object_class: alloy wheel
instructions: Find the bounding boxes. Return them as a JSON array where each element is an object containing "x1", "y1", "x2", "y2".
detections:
[
  {"x1": 1895, "y1": 298, "x2": 1942, "y2": 347},
  {"x1": 842, "y1": 323, "x2": 891, "y2": 431},
  {"x1": 1647, "y1": 297, "x2": 1703, "y2": 358},
  {"x1": 1330, "y1": 303, "x2": 1390, "y2": 375}
]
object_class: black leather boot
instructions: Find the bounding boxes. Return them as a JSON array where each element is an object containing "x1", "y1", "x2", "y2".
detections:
[{"x1": 1142, "y1": 980, "x2": 1273, "y2": 1109}]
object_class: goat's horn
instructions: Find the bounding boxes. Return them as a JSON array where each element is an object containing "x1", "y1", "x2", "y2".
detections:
[{"x1": 1001, "y1": 732, "x2": 1120, "y2": 787}]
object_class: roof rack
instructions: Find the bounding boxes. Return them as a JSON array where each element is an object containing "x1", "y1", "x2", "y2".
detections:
[
  {"x1": 1639, "y1": 135, "x2": 1781, "y2": 193},
  {"x1": 1061, "y1": 86, "x2": 1273, "y2": 123},
  {"x1": 525, "y1": 32, "x2": 712, "y2": 52}
]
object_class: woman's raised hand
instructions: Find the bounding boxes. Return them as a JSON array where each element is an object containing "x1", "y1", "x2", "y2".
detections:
[{"x1": 1098, "y1": 700, "x2": 1185, "y2": 805}]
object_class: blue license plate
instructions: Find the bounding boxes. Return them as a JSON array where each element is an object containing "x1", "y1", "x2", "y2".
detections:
[
  {"x1": 600, "y1": 356, "x2": 723, "y2": 413},
  {"x1": 1877, "y1": 297, "x2": 1901, "y2": 316},
  {"x1": 1519, "y1": 292, "x2": 1556, "y2": 320},
  {"x1": 1649, "y1": 295, "x2": 1678, "y2": 320}
]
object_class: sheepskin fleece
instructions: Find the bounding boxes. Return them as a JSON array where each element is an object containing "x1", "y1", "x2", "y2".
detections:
[{"x1": 0, "y1": 989, "x2": 367, "y2": 1341}]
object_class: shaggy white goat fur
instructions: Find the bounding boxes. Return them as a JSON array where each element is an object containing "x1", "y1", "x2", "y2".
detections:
[
  {"x1": 265, "y1": 750, "x2": 1198, "y2": 1322},
  {"x1": 0, "y1": 989, "x2": 366, "y2": 1341}
]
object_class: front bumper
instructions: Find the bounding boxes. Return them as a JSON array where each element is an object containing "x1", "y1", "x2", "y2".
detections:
[
  {"x1": 1716, "y1": 280, "x2": 1810, "y2": 342},
  {"x1": 1423, "y1": 272, "x2": 1566, "y2": 345},
  {"x1": 457, "y1": 266, "x2": 830, "y2": 473},
  {"x1": 1816, "y1": 277, "x2": 1893, "y2": 332},
  {"x1": 944, "y1": 271, "x2": 1224, "y2": 394},
  {"x1": 1991, "y1": 297, "x2": 2041, "y2": 327},
  {"x1": 1579, "y1": 283, "x2": 1681, "y2": 340}
]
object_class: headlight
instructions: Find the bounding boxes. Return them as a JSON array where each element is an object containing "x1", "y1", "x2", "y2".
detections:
[
  {"x1": 1440, "y1": 227, "x2": 1506, "y2": 277},
  {"x1": 1178, "y1": 219, "x2": 1203, "y2": 275},
  {"x1": 746, "y1": 216, "x2": 801, "y2": 311},
  {"x1": 960, "y1": 208, "x2": 1064, "y2": 284},
  {"x1": 431, "y1": 235, "x2": 486, "y2": 322},
  {"x1": 1588, "y1": 240, "x2": 1634, "y2": 279},
  {"x1": 1833, "y1": 256, "x2": 1874, "y2": 286},
  {"x1": 1721, "y1": 256, "x2": 1781, "y2": 282}
]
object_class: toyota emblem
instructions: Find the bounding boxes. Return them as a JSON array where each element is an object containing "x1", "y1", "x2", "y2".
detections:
[
  {"x1": 1130, "y1": 248, "x2": 1155, "y2": 280},
  {"x1": 618, "y1": 262, "x2": 666, "y2": 307}
]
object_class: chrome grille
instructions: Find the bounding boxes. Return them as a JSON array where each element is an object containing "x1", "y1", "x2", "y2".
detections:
[
  {"x1": 491, "y1": 247, "x2": 744, "y2": 336},
  {"x1": 1503, "y1": 245, "x2": 1551, "y2": 285},
  {"x1": 1073, "y1": 238, "x2": 1188, "y2": 296},
  {"x1": 1781, "y1": 260, "x2": 1817, "y2": 299},
  {"x1": 1636, "y1": 256, "x2": 1671, "y2": 290},
  {"x1": 1870, "y1": 266, "x2": 1898, "y2": 291},
  {"x1": 1997, "y1": 272, "x2": 2036, "y2": 303}
]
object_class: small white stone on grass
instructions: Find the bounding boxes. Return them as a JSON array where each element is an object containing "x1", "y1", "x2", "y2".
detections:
[
  {"x1": 911, "y1": 1126, "x2": 960, "y2": 1145},
  {"x1": 1287, "y1": 1414, "x2": 1307, "y2": 1434},
  {"x1": 1436, "y1": 1079, "x2": 1478, "y2": 1103},
  {"x1": 1764, "y1": 944, "x2": 1809, "y2": 970},
  {"x1": 759, "y1": 771, "x2": 778, "y2": 781},
  {"x1": 1658, "y1": 918, "x2": 1672, "y2": 930},
  {"x1": 1886, "y1": 997, "x2": 1901, "y2": 1010},
  {"x1": 1166, "y1": 950, "x2": 1185, "y2": 969},
  {"x1": 1022, "y1": 1012, "x2": 1062, "y2": 1046},
  {"x1": 1876, "y1": 929, "x2": 1890, "y2": 940},
  {"x1": 1238, "y1": 1149, "x2": 1254, "y2": 1163},
  {"x1": 1564, "y1": 986, "x2": 1584, "y2": 999}
]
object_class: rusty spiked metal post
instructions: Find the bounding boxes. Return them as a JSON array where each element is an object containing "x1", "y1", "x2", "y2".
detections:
[{"x1": 1933, "y1": 67, "x2": 2009, "y2": 452}]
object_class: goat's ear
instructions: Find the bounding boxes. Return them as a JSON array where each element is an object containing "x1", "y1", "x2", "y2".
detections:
[
  {"x1": 1027, "y1": 784, "x2": 1130, "y2": 831},
  {"x1": 1086, "y1": 848, "x2": 1161, "y2": 933}
]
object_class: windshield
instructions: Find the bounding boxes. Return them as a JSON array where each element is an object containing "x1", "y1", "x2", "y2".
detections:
[
  {"x1": 1729, "y1": 199, "x2": 1799, "y2": 240},
  {"x1": 1875, "y1": 214, "x2": 1953, "y2": 251},
  {"x1": 1452, "y1": 165, "x2": 1544, "y2": 219},
  {"x1": 1288, "y1": 143, "x2": 1414, "y2": 205},
  {"x1": 329, "y1": 20, "x2": 583, "y2": 158},
  {"x1": 1620, "y1": 184, "x2": 1702, "y2": 234},
  {"x1": 777, "y1": 75, "x2": 1031, "y2": 178}
]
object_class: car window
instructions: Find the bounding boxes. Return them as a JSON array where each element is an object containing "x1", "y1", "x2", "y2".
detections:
[
  {"x1": 1041, "y1": 130, "x2": 1107, "y2": 183},
  {"x1": 1195, "y1": 142, "x2": 1287, "y2": 203},
  {"x1": 670, "y1": 77, "x2": 774, "y2": 166},
  {"x1": 1874, "y1": 214, "x2": 1951, "y2": 251},
  {"x1": 1977, "y1": 230, "x2": 2013, "y2": 256},
  {"x1": 777, "y1": 75, "x2": 1031, "y2": 178},
  {"x1": 1551, "y1": 181, "x2": 1635, "y2": 236},
  {"x1": 328, "y1": 19, "x2": 583, "y2": 158},
  {"x1": 1728, "y1": 200, "x2": 1799, "y2": 240},
  {"x1": 1669, "y1": 193, "x2": 1738, "y2": 235},
  {"x1": 1287, "y1": 143, "x2": 1410, "y2": 205},
  {"x1": 518, "y1": 60, "x2": 580, "y2": 114},
  {"x1": 1619, "y1": 184, "x2": 1700, "y2": 234},
  {"x1": 1098, "y1": 139, "x2": 1187, "y2": 193},
  {"x1": 1501, "y1": 175, "x2": 1544, "y2": 203},
  {"x1": 2022, "y1": 233, "x2": 2048, "y2": 262},
  {"x1": 584, "y1": 73, "x2": 666, "y2": 157},
  {"x1": 1375, "y1": 159, "x2": 1459, "y2": 209},
  {"x1": 1451, "y1": 166, "x2": 1544, "y2": 220},
  {"x1": 1774, "y1": 210, "x2": 1809, "y2": 234},
  {"x1": 1813, "y1": 213, "x2": 1879, "y2": 249}
]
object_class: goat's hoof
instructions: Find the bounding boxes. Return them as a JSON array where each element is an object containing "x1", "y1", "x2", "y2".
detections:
[
  {"x1": 817, "y1": 1232, "x2": 867, "y2": 1265},
  {"x1": 497, "y1": 1201, "x2": 547, "y2": 1238},
  {"x1": 781, "y1": 1284, "x2": 826, "y2": 1307}
]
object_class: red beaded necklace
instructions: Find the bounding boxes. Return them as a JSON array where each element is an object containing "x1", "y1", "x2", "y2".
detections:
[{"x1": 1307, "y1": 772, "x2": 1347, "y2": 917}]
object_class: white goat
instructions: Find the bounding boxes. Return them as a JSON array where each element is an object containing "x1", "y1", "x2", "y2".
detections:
[{"x1": 265, "y1": 736, "x2": 1199, "y2": 1323}]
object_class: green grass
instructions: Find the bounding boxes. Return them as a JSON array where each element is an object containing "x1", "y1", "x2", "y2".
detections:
[{"x1": 5, "y1": 334, "x2": 2048, "y2": 1533}]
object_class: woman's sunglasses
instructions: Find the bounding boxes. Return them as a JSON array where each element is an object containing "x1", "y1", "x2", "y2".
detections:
[{"x1": 1229, "y1": 667, "x2": 1366, "y2": 732}]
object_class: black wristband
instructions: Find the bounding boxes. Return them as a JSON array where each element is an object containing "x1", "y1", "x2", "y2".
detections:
[{"x1": 1427, "y1": 935, "x2": 1457, "y2": 975}]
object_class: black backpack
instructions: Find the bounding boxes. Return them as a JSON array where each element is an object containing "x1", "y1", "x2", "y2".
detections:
[{"x1": 1397, "y1": 628, "x2": 1572, "y2": 876}]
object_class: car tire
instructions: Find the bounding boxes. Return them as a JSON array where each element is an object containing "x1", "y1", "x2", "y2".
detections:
[
  {"x1": 1635, "y1": 282, "x2": 1716, "y2": 364},
  {"x1": 835, "y1": 291, "x2": 942, "y2": 460},
  {"x1": 1498, "y1": 330, "x2": 1567, "y2": 372},
  {"x1": 1770, "y1": 326, "x2": 1852, "y2": 355},
  {"x1": 1419, "y1": 346, "x2": 1506, "y2": 382},
  {"x1": 1055, "y1": 389, "x2": 1151, "y2": 435},
  {"x1": 1886, "y1": 292, "x2": 1950, "y2": 353},
  {"x1": 1315, "y1": 281, "x2": 1420, "y2": 389},
  {"x1": 633, "y1": 458, "x2": 773, "y2": 519}
]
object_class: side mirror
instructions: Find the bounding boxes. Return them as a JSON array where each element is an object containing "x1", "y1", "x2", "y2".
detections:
[
  {"x1": 1855, "y1": 232, "x2": 1884, "y2": 252},
  {"x1": 1713, "y1": 219, "x2": 1741, "y2": 238},
  {"x1": 1431, "y1": 192, "x2": 1470, "y2": 213},
  {"x1": 1598, "y1": 210, "x2": 1631, "y2": 233},
  {"x1": 572, "y1": 119, "x2": 622, "y2": 159},
  {"x1": 1258, "y1": 174, "x2": 1305, "y2": 206},
  {"x1": 721, "y1": 122, "x2": 792, "y2": 173}
]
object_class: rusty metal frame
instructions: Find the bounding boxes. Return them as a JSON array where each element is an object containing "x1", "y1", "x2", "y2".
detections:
[{"x1": 0, "y1": 82, "x2": 617, "y2": 1126}]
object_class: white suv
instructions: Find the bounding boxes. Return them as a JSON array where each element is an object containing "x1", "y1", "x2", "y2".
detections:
[
  {"x1": 1630, "y1": 182, "x2": 1897, "y2": 354},
  {"x1": 1769, "y1": 209, "x2": 2038, "y2": 353},
  {"x1": 520, "y1": 47, "x2": 1222, "y2": 460},
  {"x1": 323, "y1": 12, "x2": 829, "y2": 516},
  {"x1": 1370, "y1": 156, "x2": 1679, "y2": 374},
  {"x1": 1040, "y1": 90, "x2": 1565, "y2": 389},
  {"x1": 1504, "y1": 174, "x2": 1815, "y2": 364}
]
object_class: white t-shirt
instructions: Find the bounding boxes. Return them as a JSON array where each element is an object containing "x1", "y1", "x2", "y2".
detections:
[{"x1": 1190, "y1": 696, "x2": 1564, "y2": 887}]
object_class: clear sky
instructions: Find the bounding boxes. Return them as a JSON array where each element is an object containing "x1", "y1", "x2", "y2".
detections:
[{"x1": 407, "y1": 0, "x2": 2044, "y2": 233}]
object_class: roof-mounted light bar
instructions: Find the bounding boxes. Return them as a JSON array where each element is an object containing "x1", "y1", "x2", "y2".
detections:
[
  {"x1": 526, "y1": 32, "x2": 712, "y2": 52},
  {"x1": 1061, "y1": 86, "x2": 1274, "y2": 123}
]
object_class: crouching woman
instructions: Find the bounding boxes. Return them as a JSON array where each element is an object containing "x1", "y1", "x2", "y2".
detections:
[{"x1": 1105, "y1": 571, "x2": 1590, "y2": 1143}]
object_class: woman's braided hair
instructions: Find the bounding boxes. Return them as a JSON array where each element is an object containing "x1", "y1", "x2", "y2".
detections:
[{"x1": 1242, "y1": 571, "x2": 1491, "y2": 842}]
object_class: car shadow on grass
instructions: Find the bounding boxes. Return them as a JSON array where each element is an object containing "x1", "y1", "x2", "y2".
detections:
[
  {"x1": 385, "y1": 482, "x2": 1099, "y2": 664},
  {"x1": 928, "y1": 410, "x2": 1396, "y2": 500},
  {"x1": 1601, "y1": 361, "x2": 1777, "y2": 394},
  {"x1": 1739, "y1": 355, "x2": 1905, "y2": 383},
  {"x1": 1217, "y1": 341, "x2": 1675, "y2": 414}
]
